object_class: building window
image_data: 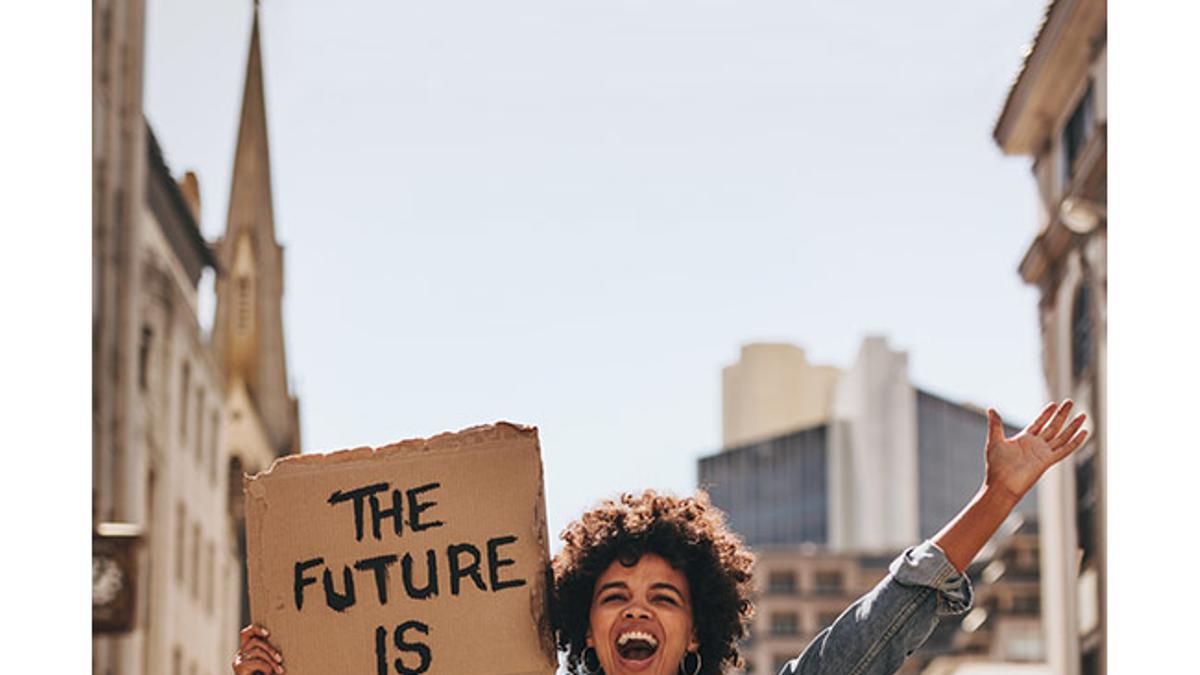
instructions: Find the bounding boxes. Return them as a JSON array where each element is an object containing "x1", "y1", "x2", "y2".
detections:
[
  {"x1": 813, "y1": 571, "x2": 843, "y2": 595},
  {"x1": 179, "y1": 362, "x2": 190, "y2": 440},
  {"x1": 1061, "y1": 80, "x2": 1095, "y2": 187},
  {"x1": 1011, "y1": 593, "x2": 1040, "y2": 615},
  {"x1": 1081, "y1": 646, "x2": 1101, "y2": 675},
  {"x1": 1076, "y1": 452, "x2": 1099, "y2": 566},
  {"x1": 769, "y1": 612, "x2": 799, "y2": 636},
  {"x1": 1071, "y1": 281, "x2": 1095, "y2": 382},
  {"x1": 210, "y1": 410, "x2": 220, "y2": 485},
  {"x1": 137, "y1": 325, "x2": 153, "y2": 390},
  {"x1": 195, "y1": 388, "x2": 205, "y2": 462},
  {"x1": 175, "y1": 503, "x2": 185, "y2": 583},
  {"x1": 191, "y1": 522, "x2": 201, "y2": 600},
  {"x1": 767, "y1": 570, "x2": 797, "y2": 595},
  {"x1": 206, "y1": 541, "x2": 215, "y2": 614},
  {"x1": 817, "y1": 610, "x2": 842, "y2": 630}
]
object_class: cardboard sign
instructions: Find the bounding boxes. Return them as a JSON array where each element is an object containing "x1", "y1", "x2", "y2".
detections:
[{"x1": 245, "y1": 423, "x2": 557, "y2": 675}]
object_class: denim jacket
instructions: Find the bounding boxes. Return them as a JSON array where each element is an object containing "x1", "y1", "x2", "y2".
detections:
[{"x1": 777, "y1": 540, "x2": 973, "y2": 675}]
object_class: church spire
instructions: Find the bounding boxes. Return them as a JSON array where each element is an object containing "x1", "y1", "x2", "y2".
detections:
[
  {"x1": 213, "y1": 3, "x2": 300, "y2": 457},
  {"x1": 226, "y1": 4, "x2": 274, "y2": 238}
]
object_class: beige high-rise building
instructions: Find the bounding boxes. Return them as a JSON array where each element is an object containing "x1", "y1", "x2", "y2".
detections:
[
  {"x1": 92, "y1": 4, "x2": 300, "y2": 674},
  {"x1": 722, "y1": 343, "x2": 841, "y2": 448},
  {"x1": 993, "y1": 1, "x2": 1106, "y2": 674}
]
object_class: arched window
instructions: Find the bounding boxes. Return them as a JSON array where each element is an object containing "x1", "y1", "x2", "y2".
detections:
[{"x1": 1071, "y1": 280, "x2": 1094, "y2": 382}]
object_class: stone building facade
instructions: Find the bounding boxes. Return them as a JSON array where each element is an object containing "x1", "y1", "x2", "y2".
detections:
[
  {"x1": 993, "y1": 1, "x2": 1106, "y2": 673},
  {"x1": 92, "y1": 3, "x2": 299, "y2": 674}
]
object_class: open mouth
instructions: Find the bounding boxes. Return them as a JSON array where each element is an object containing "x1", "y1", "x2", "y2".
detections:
[{"x1": 615, "y1": 630, "x2": 660, "y2": 662}]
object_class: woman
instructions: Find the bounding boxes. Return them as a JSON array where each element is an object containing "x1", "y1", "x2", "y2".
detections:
[{"x1": 234, "y1": 400, "x2": 1088, "y2": 675}]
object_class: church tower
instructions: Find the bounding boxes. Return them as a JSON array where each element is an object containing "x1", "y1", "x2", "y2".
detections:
[{"x1": 213, "y1": 3, "x2": 300, "y2": 459}]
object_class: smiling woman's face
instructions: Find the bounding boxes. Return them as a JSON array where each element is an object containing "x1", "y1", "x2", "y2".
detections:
[{"x1": 586, "y1": 553, "x2": 698, "y2": 675}]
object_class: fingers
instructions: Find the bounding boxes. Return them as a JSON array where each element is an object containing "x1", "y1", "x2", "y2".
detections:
[
  {"x1": 233, "y1": 655, "x2": 282, "y2": 675},
  {"x1": 987, "y1": 408, "x2": 1006, "y2": 445},
  {"x1": 235, "y1": 626, "x2": 283, "y2": 675},
  {"x1": 242, "y1": 638, "x2": 283, "y2": 664},
  {"x1": 1027, "y1": 402, "x2": 1058, "y2": 435},
  {"x1": 1058, "y1": 429, "x2": 1089, "y2": 457},
  {"x1": 240, "y1": 625, "x2": 270, "y2": 649},
  {"x1": 1051, "y1": 413, "x2": 1087, "y2": 450},
  {"x1": 239, "y1": 647, "x2": 284, "y2": 674},
  {"x1": 1039, "y1": 400, "x2": 1074, "y2": 440}
]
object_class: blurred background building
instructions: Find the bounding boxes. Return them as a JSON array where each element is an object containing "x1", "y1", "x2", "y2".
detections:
[
  {"x1": 740, "y1": 516, "x2": 1044, "y2": 675},
  {"x1": 92, "y1": 1, "x2": 299, "y2": 673},
  {"x1": 703, "y1": 337, "x2": 1033, "y2": 551},
  {"x1": 700, "y1": 337, "x2": 1040, "y2": 675},
  {"x1": 993, "y1": 1, "x2": 1107, "y2": 674}
]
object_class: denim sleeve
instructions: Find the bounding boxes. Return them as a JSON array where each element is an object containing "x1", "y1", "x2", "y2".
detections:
[{"x1": 777, "y1": 540, "x2": 973, "y2": 675}]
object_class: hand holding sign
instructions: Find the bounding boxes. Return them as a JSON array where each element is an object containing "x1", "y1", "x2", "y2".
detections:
[
  {"x1": 232, "y1": 625, "x2": 283, "y2": 675},
  {"x1": 243, "y1": 423, "x2": 557, "y2": 675}
]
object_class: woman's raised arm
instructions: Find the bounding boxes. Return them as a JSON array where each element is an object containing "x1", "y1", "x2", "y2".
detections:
[
  {"x1": 933, "y1": 400, "x2": 1088, "y2": 572},
  {"x1": 779, "y1": 399, "x2": 1088, "y2": 675}
]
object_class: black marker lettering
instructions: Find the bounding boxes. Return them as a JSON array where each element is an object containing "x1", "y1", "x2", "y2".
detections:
[
  {"x1": 323, "y1": 565, "x2": 357, "y2": 612},
  {"x1": 375, "y1": 625, "x2": 389, "y2": 675},
  {"x1": 355, "y1": 554, "x2": 398, "y2": 605},
  {"x1": 400, "y1": 549, "x2": 439, "y2": 600},
  {"x1": 406, "y1": 482, "x2": 444, "y2": 532},
  {"x1": 369, "y1": 489, "x2": 405, "y2": 540},
  {"x1": 487, "y1": 535, "x2": 527, "y2": 591},
  {"x1": 328, "y1": 482, "x2": 390, "y2": 541},
  {"x1": 447, "y1": 543, "x2": 486, "y2": 595},
  {"x1": 294, "y1": 557, "x2": 324, "y2": 611},
  {"x1": 394, "y1": 620, "x2": 432, "y2": 675}
]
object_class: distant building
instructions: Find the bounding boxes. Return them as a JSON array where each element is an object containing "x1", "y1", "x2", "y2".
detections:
[
  {"x1": 740, "y1": 547, "x2": 904, "y2": 675},
  {"x1": 91, "y1": 3, "x2": 299, "y2": 674},
  {"x1": 732, "y1": 513, "x2": 1045, "y2": 675},
  {"x1": 706, "y1": 337, "x2": 1039, "y2": 674},
  {"x1": 993, "y1": 0, "x2": 1106, "y2": 673},
  {"x1": 928, "y1": 516, "x2": 1046, "y2": 670},
  {"x1": 212, "y1": 6, "x2": 303, "y2": 638},
  {"x1": 702, "y1": 337, "x2": 1032, "y2": 552},
  {"x1": 723, "y1": 343, "x2": 840, "y2": 448}
]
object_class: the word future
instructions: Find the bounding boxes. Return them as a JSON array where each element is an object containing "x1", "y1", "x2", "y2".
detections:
[{"x1": 290, "y1": 480, "x2": 527, "y2": 675}]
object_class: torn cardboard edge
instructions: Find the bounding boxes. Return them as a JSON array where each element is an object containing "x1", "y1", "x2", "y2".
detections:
[{"x1": 244, "y1": 421, "x2": 540, "y2": 484}]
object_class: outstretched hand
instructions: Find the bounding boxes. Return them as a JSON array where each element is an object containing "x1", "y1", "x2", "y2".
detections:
[{"x1": 984, "y1": 400, "x2": 1089, "y2": 503}]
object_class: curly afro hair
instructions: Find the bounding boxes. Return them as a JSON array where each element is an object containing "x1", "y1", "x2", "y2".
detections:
[{"x1": 552, "y1": 490, "x2": 755, "y2": 675}]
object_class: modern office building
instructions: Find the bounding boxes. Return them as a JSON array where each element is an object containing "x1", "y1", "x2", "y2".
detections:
[
  {"x1": 705, "y1": 337, "x2": 1039, "y2": 674},
  {"x1": 993, "y1": 1, "x2": 1106, "y2": 673},
  {"x1": 702, "y1": 337, "x2": 1032, "y2": 552}
]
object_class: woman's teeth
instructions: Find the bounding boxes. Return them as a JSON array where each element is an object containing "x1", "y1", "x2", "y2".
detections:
[{"x1": 616, "y1": 631, "x2": 659, "y2": 660}]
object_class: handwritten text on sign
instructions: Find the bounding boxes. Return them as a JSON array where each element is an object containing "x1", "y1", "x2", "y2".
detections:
[{"x1": 292, "y1": 480, "x2": 527, "y2": 674}]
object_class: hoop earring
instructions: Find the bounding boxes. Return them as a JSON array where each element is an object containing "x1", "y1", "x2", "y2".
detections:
[
  {"x1": 679, "y1": 650, "x2": 702, "y2": 675},
  {"x1": 581, "y1": 646, "x2": 603, "y2": 675}
]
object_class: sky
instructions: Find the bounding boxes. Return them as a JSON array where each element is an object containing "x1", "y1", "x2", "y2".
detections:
[{"x1": 144, "y1": 0, "x2": 1050, "y2": 546}]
